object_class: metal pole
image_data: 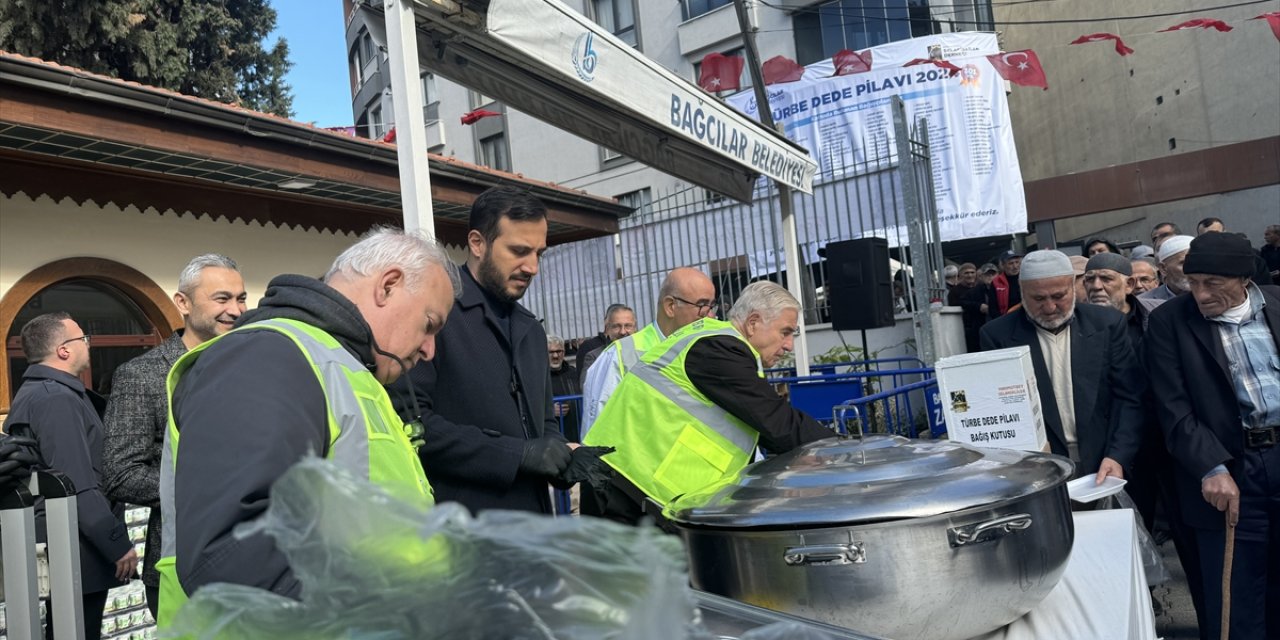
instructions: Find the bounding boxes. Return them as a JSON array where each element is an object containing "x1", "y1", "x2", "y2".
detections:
[
  {"x1": 733, "y1": 0, "x2": 809, "y2": 376},
  {"x1": 892, "y1": 96, "x2": 936, "y2": 365},
  {"x1": 384, "y1": 0, "x2": 436, "y2": 235}
]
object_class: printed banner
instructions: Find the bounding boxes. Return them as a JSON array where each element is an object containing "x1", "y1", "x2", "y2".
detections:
[{"x1": 728, "y1": 34, "x2": 1027, "y2": 240}]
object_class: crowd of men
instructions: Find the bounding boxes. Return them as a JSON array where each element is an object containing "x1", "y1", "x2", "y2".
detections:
[
  {"x1": 943, "y1": 220, "x2": 1280, "y2": 640},
  {"x1": 3, "y1": 202, "x2": 1276, "y2": 639},
  {"x1": 1, "y1": 187, "x2": 836, "y2": 639}
]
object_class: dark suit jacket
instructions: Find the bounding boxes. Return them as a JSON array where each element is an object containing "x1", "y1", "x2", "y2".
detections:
[
  {"x1": 3, "y1": 365, "x2": 133, "y2": 594},
  {"x1": 101, "y1": 329, "x2": 187, "y2": 587},
  {"x1": 979, "y1": 304, "x2": 1146, "y2": 476},
  {"x1": 392, "y1": 265, "x2": 566, "y2": 514},
  {"x1": 1143, "y1": 285, "x2": 1280, "y2": 530}
]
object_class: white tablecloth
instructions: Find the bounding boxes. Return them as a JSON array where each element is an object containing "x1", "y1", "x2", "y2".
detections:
[{"x1": 974, "y1": 509, "x2": 1157, "y2": 640}]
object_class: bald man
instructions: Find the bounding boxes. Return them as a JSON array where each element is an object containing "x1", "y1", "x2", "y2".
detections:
[{"x1": 580, "y1": 267, "x2": 717, "y2": 438}]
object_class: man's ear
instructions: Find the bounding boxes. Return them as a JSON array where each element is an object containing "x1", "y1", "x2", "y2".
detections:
[
  {"x1": 374, "y1": 268, "x2": 406, "y2": 307},
  {"x1": 173, "y1": 291, "x2": 192, "y2": 316},
  {"x1": 467, "y1": 230, "x2": 486, "y2": 260}
]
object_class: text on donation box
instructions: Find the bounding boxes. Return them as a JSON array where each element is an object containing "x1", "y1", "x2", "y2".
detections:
[{"x1": 935, "y1": 346, "x2": 1048, "y2": 452}]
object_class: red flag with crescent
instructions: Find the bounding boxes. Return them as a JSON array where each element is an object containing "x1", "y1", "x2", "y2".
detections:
[
  {"x1": 986, "y1": 50, "x2": 1048, "y2": 90},
  {"x1": 1159, "y1": 18, "x2": 1233, "y2": 32},
  {"x1": 762, "y1": 55, "x2": 806, "y2": 85},
  {"x1": 1251, "y1": 12, "x2": 1280, "y2": 41},
  {"x1": 1069, "y1": 33, "x2": 1135, "y2": 56},
  {"x1": 833, "y1": 49, "x2": 873, "y2": 76},
  {"x1": 698, "y1": 52, "x2": 745, "y2": 92}
]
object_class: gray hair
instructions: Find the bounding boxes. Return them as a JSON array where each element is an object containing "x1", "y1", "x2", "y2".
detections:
[
  {"x1": 547, "y1": 335, "x2": 564, "y2": 349},
  {"x1": 21, "y1": 311, "x2": 71, "y2": 363},
  {"x1": 728, "y1": 281, "x2": 799, "y2": 325},
  {"x1": 178, "y1": 254, "x2": 240, "y2": 293},
  {"x1": 324, "y1": 227, "x2": 461, "y2": 299}
]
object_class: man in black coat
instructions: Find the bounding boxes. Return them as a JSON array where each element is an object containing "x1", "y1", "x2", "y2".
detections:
[
  {"x1": 1144, "y1": 232, "x2": 1280, "y2": 639},
  {"x1": 393, "y1": 187, "x2": 574, "y2": 514},
  {"x1": 980, "y1": 250, "x2": 1145, "y2": 482},
  {"x1": 4, "y1": 312, "x2": 138, "y2": 640}
]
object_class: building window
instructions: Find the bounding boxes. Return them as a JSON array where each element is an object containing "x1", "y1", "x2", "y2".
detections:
[
  {"x1": 420, "y1": 71, "x2": 439, "y2": 123},
  {"x1": 470, "y1": 90, "x2": 496, "y2": 110},
  {"x1": 479, "y1": 133, "x2": 511, "y2": 172},
  {"x1": 682, "y1": 0, "x2": 732, "y2": 21},
  {"x1": 793, "y1": 0, "x2": 939, "y2": 66},
  {"x1": 692, "y1": 47, "x2": 751, "y2": 92},
  {"x1": 616, "y1": 188, "x2": 652, "y2": 215},
  {"x1": 370, "y1": 104, "x2": 384, "y2": 139},
  {"x1": 591, "y1": 0, "x2": 639, "y2": 48}
]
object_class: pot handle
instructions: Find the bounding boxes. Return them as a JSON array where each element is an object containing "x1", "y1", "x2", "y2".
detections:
[
  {"x1": 783, "y1": 542, "x2": 866, "y2": 566},
  {"x1": 948, "y1": 513, "x2": 1032, "y2": 547}
]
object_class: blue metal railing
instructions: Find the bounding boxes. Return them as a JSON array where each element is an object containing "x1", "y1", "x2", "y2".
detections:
[
  {"x1": 832, "y1": 377, "x2": 944, "y2": 439},
  {"x1": 764, "y1": 357, "x2": 928, "y2": 379}
]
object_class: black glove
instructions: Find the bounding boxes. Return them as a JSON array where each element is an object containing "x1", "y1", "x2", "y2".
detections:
[
  {"x1": 518, "y1": 437, "x2": 573, "y2": 478},
  {"x1": 0, "y1": 435, "x2": 41, "y2": 491},
  {"x1": 555, "y1": 446, "x2": 616, "y2": 489}
]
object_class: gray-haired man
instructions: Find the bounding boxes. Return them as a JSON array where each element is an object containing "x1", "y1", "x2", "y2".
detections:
[{"x1": 102, "y1": 254, "x2": 246, "y2": 616}]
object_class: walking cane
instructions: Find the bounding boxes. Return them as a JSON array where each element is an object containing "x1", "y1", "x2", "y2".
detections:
[{"x1": 1220, "y1": 511, "x2": 1235, "y2": 640}]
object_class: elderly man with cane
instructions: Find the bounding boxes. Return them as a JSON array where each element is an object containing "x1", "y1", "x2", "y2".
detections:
[{"x1": 1144, "y1": 232, "x2": 1280, "y2": 639}]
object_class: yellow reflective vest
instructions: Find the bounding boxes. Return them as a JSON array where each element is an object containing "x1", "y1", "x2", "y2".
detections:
[
  {"x1": 603, "y1": 323, "x2": 663, "y2": 376},
  {"x1": 583, "y1": 318, "x2": 760, "y2": 506},
  {"x1": 155, "y1": 318, "x2": 433, "y2": 628}
]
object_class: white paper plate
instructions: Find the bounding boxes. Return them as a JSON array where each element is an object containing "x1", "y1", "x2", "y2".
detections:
[{"x1": 1066, "y1": 475, "x2": 1128, "y2": 503}]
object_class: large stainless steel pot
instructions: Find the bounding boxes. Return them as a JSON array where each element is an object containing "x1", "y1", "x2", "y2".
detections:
[{"x1": 667, "y1": 436, "x2": 1075, "y2": 640}]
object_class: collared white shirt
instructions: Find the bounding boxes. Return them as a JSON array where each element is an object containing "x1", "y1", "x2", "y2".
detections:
[{"x1": 580, "y1": 322, "x2": 666, "y2": 438}]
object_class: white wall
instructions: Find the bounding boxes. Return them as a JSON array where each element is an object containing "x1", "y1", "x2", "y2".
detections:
[{"x1": 0, "y1": 192, "x2": 357, "y2": 307}]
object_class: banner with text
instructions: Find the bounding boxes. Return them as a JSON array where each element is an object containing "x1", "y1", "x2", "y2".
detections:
[{"x1": 728, "y1": 44, "x2": 1027, "y2": 240}]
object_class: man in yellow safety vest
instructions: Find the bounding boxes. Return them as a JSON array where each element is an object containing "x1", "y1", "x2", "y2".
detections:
[
  {"x1": 155, "y1": 228, "x2": 459, "y2": 626},
  {"x1": 584, "y1": 281, "x2": 834, "y2": 524}
]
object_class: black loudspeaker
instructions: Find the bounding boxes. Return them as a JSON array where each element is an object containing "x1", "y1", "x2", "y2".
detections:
[{"x1": 826, "y1": 238, "x2": 894, "y2": 330}]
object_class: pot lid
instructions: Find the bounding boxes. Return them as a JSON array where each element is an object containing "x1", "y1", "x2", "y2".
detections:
[{"x1": 667, "y1": 435, "x2": 1074, "y2": 529}]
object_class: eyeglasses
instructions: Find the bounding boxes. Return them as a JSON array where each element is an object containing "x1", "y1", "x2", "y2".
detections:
[
  {"x1": 59, "y1": 335, "x2": 91, "y2": 347},
  {"x1": 670, "y1": 295, "x2": 718, "y2": 317},
  {"x1": 548, "y1": 349, "x2": 565, "y2": 355}
]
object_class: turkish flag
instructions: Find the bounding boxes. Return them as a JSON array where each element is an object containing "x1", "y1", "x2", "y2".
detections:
[
  {"x1": 1251, "y1": 12, "x2": 1280, "y2": 41},
  {"x1": 1069, "y1": 33, "x2": 1134, "y2": 56},
  {"x1": 698, "y1": 52, "x2": 745, "y2": 92},
  {"x1": 762, "y1": 55, "x2": 805, "y2": 85},
  {"x1": 460, "y1": 109, "x2": 502, "y2": 125},
  {"x1": 381, "y1": 127, "x2": 396, "y2": 143},
  {"x1": 904, "y1": 58, "x2": 962, "y2": 76},
  {"x1": 1160, "y1": 18, "x2": 1233, "y2": 32},
  {"x1": 987, "y1": 50, "x2": 1048, "y2": 90},
  {"x1": 833, "y1": 49, "x2": 873, "y2": 76}
]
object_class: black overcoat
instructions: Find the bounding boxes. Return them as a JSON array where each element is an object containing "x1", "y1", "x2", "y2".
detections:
[
  {"x1": 979, "y1": 303, "x2": 1146, "y2": 477},
  {"x1": 1143, "y1": 285, "x2": 1280, "y2": 530},
  {"x1": 4, "y1": 365, "x2": 133, "y2": 594},
  {"x1": 393, "y1": 266, "x2": 565, "y2": 514}
]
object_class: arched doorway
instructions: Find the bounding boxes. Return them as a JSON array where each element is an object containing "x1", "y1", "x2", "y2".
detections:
[{"x1": 0, "y1": 258, "x2": 181, "y2": 412}]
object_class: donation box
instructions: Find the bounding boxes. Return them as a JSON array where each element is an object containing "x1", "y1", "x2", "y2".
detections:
[{"x1": 935, "y1": 346, "x2": 1048, "y2": 453}]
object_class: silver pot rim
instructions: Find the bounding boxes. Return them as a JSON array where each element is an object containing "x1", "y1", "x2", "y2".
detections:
[{"x1": 667, "y1": 435, "x2": 1075, "y2": 529}]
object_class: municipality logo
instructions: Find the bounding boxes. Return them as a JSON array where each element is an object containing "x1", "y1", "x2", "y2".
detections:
[{"x1": 572, "y1": 32, "x2": 598, "y2": 82}]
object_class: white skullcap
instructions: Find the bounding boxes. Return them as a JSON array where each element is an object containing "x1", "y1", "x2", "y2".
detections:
[
  {"x1": 1157, "y1": 235, "x2": 1194, "y2": 263},
  {"x1": 1019, "y1": 250, "x2": 1075, "y2": 281},
  {"x1": 1129, "y1": 245, "x2": 1155, "y2": 260}
]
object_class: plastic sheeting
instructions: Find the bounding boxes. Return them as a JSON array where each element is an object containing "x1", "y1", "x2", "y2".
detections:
[{"x1": 164, "y1": 457, "x2": 827, "y2": 640}]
